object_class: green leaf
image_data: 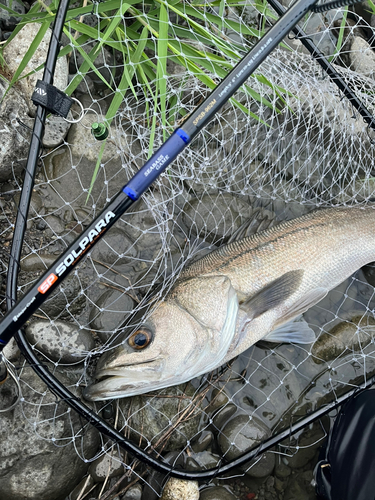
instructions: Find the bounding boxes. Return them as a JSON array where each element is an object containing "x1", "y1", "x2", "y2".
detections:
[{"x1": 157, "y1": 2, "x2": 169, "y2": 139}]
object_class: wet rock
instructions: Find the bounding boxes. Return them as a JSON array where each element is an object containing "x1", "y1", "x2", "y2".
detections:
[
  {"x1": 25, "y1": 319, "x2": 95, "y2": 363},
  {"x1": 89, "y1": 288, "x2": 135, "y2": 342},
  {"x1": 0, "y1": 79, "x2": 31, "y2": 181},
  {"x1": 141, "y1": 452, "x2": 185, "y2": 500},
  {"x1": 121, "y1": 483, "x2": 142, "y2": 500},
  {"x1": 245, "y1": 451, "x2": 276, "y2": 478},
  {"x1": 205, "y1": 387, "x2": 230, "y2": 414},
  {"x1": 91, "y1": 227, "x2": 138, "y2": 266},
  {"x1": 199, "y1": 486, "x2": 237, "y2": 500},
  {"x1": 180, "y1": 193, "x2": 253, "y2": 244},
  {"x1": 185, "y1": 450, "x2": 221, "y2": 471},
  {"x1": 42, "y1": 112, "x2": 142, "y2": 210},
  {"x1": 211, "y1": 403, "x2": 237, "y2": 429},
  {"x1": 311, "y1": 315, "x2": 375, "y2": 363},
  {"x1": 191, "y1": 430, "x2": 214, "y2": 453},
  {"x1": 3, "y1": 23, "x2": 68, "y2": 116},
  {"x1": 119, "y1": 384, "x2": 201, "y2": 453},
  {"x1": 20, "y1": 253, "x2": 57, "y2": 272},
  {"x1": 282, "y1": 421, "x2": 326, "y2": 469},
  {"x1": 88, "y1": 453, "x2": 124, "y2": 482},
  {"x1": 0, "y1": 366, "x2": 99, "y2": 500},
  {"x1": 283, "y1": 470, "x2": 316, "y2": 500},
  {"x1": 349, "y1": 36, "x2": 375, "y2": 77},
  {"x1": 160, "y1": 478, "x2": 199, "y2": 500},
  {"x1": 39, "y1": 274, "x2": 87, "y2": 320},
  {"x1": 218, "y1": 414, "x2": 274, "y2": 476}
]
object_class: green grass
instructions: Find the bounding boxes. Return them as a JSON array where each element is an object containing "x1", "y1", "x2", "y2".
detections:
[{"x1": 0, "y1": 0, "x2": 289, "y2": 196}]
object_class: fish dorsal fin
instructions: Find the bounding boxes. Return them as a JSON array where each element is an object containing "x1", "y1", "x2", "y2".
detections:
[{"x1": 240, "y1": 270, "x2": 304, "y2": 322}]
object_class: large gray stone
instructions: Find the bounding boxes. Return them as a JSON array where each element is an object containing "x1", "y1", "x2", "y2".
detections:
[
  {"x1": 0, "y1": 366, "x2": 99, "y2": 500},
  {"x1": 3, "y1": 23, "x2": 69, "y2": 116},
  {"x1": 25, "y1": 319, "x2": 95, "y2": 363},
  {"x1": 0, "y1": 79, "x2": 31, "y2": 181}
]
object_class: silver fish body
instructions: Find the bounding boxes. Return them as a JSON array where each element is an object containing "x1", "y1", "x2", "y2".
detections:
[{"x1": 84, "y1": 207, "x2": 375, "y2": 401}]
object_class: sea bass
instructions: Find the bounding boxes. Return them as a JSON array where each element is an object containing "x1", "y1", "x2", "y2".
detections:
[{"x1": 84, "y1": 206, "x2": 375, "y2": 401}]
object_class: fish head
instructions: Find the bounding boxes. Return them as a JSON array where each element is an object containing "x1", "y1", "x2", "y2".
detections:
[{"x1": 83, "y1": 276, "x2": 239, "y2": 401}]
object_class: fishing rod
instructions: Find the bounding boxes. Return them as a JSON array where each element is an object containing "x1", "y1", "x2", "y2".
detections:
[
  {"x1": 0, "y1": 0, "x2": 322, "y2": 348},
  {"x1": 2, "y1": 0, "x2": 374, "y2": 481}
]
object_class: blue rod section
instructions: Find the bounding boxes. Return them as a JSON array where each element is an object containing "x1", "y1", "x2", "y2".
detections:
[{"x1": 123, "y1": 129, "x2": 190, "y2": 200}]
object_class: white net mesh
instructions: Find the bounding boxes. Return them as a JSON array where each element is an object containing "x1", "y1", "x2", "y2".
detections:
[{"x1": 1, "y1": 0, "x2": 375, "y2": 498}]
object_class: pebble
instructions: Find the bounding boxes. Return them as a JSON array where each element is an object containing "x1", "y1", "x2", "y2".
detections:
[
  {"x1": 25, "y1": 319, "x2": 95, "y2": 363},
  {"x1": 212, "y1": 403, "x2": 237, "y2": 429},
  {"x1": 121, "y1": 484, "x2": 142, "y2": 500},
  {"x1": 185, "y1": 451, "x2": 221, "y2": 471},
  {"x1": 160, "y1": 478, "x2": 199, "y2": 500},
  {"x1": 199, "y1": 486, "x2": 237, "y2": 500},
  {"x1": 88, "y1": 452, "x2": 124, "y2": 482},
  {"x1": 191, "y1": 430, "x2": 214, "y2": 453}
]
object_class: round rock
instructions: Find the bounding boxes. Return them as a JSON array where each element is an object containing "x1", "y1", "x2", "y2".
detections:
[
  {"x1": 160, "y1": 478, "x2": 199, "y2": 500},
  {"x1": 25, "y1": 319, "x2": 95, "y2": 363},
  {"x1": 88, "y1": 452, "x2": 124, "y2": 482},
  {"x1": 199, "y1": 486, "x2": 237, "y2": 500},
  {"x1": 218, "y1": 414, "x2": 273, "y2": 467},
  {"x1": 122, "y1": 483, "x2": 142, "y2": 499},
  {"x1": 311, "y1": 315, "x2": 375, "y2": 363}
]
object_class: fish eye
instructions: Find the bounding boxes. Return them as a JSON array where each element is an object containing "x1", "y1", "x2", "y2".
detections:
[{"x1": 128, "y1": 328, "x2": 153, "y2": 350}]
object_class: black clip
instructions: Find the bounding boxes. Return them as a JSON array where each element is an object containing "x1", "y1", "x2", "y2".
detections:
[{"x1": 31, "y1": 80, "x2": 74, "y2": 118}]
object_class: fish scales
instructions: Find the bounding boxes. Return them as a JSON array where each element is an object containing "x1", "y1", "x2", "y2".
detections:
[{"x1": 84, "y1": 207, "x2": 375, "y2": 400}]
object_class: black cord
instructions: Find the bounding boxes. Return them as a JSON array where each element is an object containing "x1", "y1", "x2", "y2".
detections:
[{"x1": 312, "y1": 0, "x2": 364, "y2": 12}]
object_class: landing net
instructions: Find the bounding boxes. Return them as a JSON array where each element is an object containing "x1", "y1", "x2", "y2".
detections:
[{"x1": 1, "y1": 0, "x2": 375, "y2": 498}]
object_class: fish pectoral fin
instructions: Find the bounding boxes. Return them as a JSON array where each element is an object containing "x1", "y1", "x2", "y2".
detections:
[
  {"x1": 264, "y1": 318, "x2": 316, "y2": 344},
  {"x1": 240, "y1": 270, "x2": 304, "y2": 322},
  {"x1": 273, "y1": 287, "x2": 328, "y2": 327}
]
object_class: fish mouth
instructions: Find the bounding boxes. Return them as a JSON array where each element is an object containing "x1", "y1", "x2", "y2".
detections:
[{"x1": 83, "y1": 358, "x2": 166, "y2": 401}]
